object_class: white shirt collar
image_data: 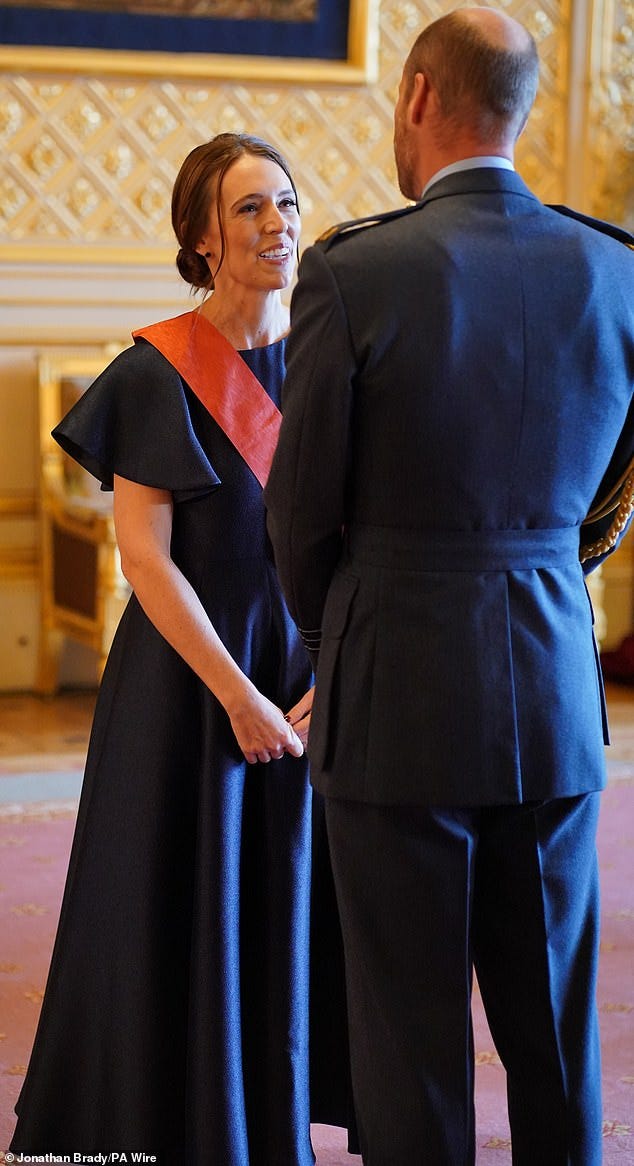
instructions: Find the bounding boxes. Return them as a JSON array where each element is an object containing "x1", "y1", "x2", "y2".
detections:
[{"x1": 421, "y1": 156, "x2": 515, "y2": 198}]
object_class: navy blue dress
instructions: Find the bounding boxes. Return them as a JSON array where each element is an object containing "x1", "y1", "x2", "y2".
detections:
[{"x1": 11, "y1": 338, "x2": 353, "y2": 1164}]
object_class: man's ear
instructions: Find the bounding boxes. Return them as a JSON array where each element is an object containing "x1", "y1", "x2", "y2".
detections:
[{"x1": 410, "y1": 71, "x2": 430, "y2": 126}]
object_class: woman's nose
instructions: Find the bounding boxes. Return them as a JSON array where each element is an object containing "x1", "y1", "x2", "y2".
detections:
[{"x1": 263, "y1": 203, "x2": 286, "y2": 232}]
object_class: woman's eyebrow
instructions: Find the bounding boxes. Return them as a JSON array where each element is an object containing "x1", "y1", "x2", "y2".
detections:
[{"x1": 229, "y1": 188, "x2": 295, "y2": 208}]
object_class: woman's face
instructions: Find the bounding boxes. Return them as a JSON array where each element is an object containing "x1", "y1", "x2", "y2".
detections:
[{"x1": 198, "y1": 154, "x2": 300, "y2": 293}]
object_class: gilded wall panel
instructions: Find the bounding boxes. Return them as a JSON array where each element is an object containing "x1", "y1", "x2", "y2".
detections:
[
  {"x1": 0, "y1": 0, "x2": 572, "y2": 263},
  {"x1": 588, "y1": 0, "x2": 634, "y2": 229}
]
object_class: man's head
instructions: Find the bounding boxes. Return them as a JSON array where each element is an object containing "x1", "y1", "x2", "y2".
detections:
[{"x1": 394, "y1": 6, "x2": 539, "y2": 199}]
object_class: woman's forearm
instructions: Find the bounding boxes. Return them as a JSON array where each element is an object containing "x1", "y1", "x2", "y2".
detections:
[
  {"x1": 113, "y1": 475, "x2": 302, "y2": 763},
  {"x1": 124, "y1": 550, "x2": 255, "y2": 716}
]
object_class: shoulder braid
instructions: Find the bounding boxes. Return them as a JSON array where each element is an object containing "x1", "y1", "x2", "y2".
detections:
[
  {"x1": 315, "y1": 203, "x2": 423, "y2": 250},
  {"x1": 546, "y1": 204, "x2": 634, "y2": 249}
]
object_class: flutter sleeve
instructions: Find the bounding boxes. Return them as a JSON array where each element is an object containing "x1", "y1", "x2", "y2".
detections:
[{"x1": 52, "y1": 339, "x2": 221, "y2": 502}]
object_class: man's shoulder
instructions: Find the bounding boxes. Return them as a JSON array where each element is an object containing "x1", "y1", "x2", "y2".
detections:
[
  {"x1": 315, "y1": 201, "x2": 634, "y2": 253},
  {"x1": 314, "y1": 203, "x2": 422, "y2": 252},
  {"x1": 546, "y1": 204, "x2": 634, "y2": 249}
]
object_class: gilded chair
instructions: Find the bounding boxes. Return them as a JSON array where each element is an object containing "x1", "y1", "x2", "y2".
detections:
[{"x1": 36, "y1": 346, "x2": 130, "y2": 695}]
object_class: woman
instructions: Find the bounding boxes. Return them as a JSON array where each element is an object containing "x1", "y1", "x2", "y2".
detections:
[{"x1": 11, "y1": 134, "x2": 353, "y2": 1164}]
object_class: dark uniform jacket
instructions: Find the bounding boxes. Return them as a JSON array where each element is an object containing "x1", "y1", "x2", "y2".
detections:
[{"x1": 265, "y1": 168, "x2": 634, "y2": 807}]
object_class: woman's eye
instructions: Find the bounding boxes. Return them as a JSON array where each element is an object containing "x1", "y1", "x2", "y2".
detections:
[
  {"x1": 279, "y1": 198, "x2": 297, "y2": 209},
  {"x1": 239, "y1": 203, "x2": 258, "y2": 214}
]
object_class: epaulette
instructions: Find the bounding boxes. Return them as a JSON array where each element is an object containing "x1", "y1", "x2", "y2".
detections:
[
  {"x1": 547, "y1": 204, "x2": 634, "y2": 249},
  {"x1": 316, "y1": 203, "x2": 421, "y2": 249}
]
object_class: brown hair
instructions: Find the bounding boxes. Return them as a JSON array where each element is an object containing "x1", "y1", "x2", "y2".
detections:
[
  {"x1": 405, "y1": 10, "x2": 539, "y2": 144},
  {"x1": 171, "y1": 132, "x2": 299, "y2": 292}
]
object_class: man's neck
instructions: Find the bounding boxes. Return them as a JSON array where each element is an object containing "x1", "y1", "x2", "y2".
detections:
[{"x1": 420, "y1": 155, "x2": 515, "y2": 198}]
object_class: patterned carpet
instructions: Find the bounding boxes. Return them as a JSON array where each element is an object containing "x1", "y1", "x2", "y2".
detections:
[{"x1": 0, "y1": 716, "x2": 632, "y2": 1162}]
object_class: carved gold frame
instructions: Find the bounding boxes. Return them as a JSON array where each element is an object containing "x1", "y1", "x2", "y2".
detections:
[{"x1": 0, "y1": 0, "x2": 379, "y2": 83}]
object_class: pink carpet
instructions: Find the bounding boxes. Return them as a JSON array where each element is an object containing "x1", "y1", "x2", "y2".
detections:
[{"x1": 1, "y1": 779, "x2": 632, "y2": 1163}]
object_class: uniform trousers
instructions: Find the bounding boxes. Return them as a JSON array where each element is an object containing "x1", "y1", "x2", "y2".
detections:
[{"x1": 325, "y1": 793, "x2": 602, "y2": 1166}]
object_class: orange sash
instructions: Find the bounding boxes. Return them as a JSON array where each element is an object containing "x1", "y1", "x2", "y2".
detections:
[{"x1": 132, "y1": 310, "x2": 282, "y2": 489}]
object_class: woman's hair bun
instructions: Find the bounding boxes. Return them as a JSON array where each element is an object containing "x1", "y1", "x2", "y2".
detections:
[{"x1": 176, "y1": 247, "x2": 213, "y2": 292}]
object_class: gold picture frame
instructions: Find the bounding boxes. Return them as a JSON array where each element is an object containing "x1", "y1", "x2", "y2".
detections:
[{"x1": 0, "y1": 0, "x2": 379, "y2": 84}]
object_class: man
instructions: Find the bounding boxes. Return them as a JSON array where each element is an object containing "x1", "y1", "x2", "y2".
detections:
[{"x1": 265, "y1": 7, "x2": 634, "y2": 1164}]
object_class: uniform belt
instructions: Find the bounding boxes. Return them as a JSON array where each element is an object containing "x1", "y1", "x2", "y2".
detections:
[{"x1": 345, "y1": 523, "x2": 581, "y2": 572}]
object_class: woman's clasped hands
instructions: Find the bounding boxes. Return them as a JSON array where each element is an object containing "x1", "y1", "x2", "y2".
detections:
[{"x1": 229, "y1": 684, "x2": 314, "y2": 765}]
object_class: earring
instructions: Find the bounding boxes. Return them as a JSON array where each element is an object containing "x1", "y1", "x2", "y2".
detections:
[{"x1": 204, "y1": 251, "x2": 211, "y2": 258}]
